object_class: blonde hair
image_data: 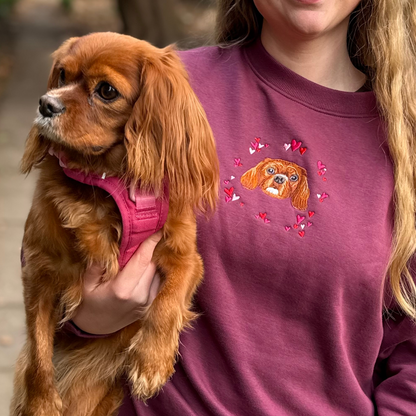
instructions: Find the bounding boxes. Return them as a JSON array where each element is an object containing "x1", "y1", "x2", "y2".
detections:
[{"x1": 215, "y1": 0, "x2": 416, "y2": 319}]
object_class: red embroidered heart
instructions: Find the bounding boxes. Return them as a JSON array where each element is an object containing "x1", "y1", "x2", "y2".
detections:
[
  {"x1": 240, "y1": 202, "x2": 244, "y2": 207},
  {"x1": 298, "y1": 231, "x2": 305, "y2": 238},
  {"x1": 323, "y1": 177, "x2": 327, "y2": 182},
  {"x1": 319, "y1": 198, "x2": 324, "y2": 203},
  {"x1": 224, "y1": 187, "x2": 234, "y2": 197},
  {"x1": 318, "y1": 171, "x2": 323, "y2": 176},
  {"x1": 293, "y1": 224, "x2": 299, "y2": 229},
  {"x1": 259, "y1": 212, "x2": 267, "y2": 220},
  {"x1": 296, "y1": 214, "x2": 305, "y2": 224},
  {"x1": 308, "y1": 211, "x2": 315, "y2": 218},
  {"x1": 299, "y1": 147, "x2": 307, "y2": 155},
  {"x1": 285, "y1": 226, "x2": 291, "y2": 231},
  {"x1": 265, "y1": 143, "x2": 269, "y2": 148},
  {"x1": 291, "y1": 139, "x2": 302, "y2": 151},
  {"x1": 255, "y1": 137, "x2": 261, "y2": 143},
  {"x1": 317, "y1": 161, "x2": 326, "y2": 170}
]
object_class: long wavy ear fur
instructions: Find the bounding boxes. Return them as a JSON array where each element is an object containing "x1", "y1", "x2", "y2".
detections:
[
  {"x1": 124, "y1": 45, "x2": 219, "y2": 215},
  {"x1": 20, "y1": 126, "x2": 49, "y2": 174}
]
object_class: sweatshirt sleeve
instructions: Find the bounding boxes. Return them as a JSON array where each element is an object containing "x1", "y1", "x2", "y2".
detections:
[{"x1": 373, "y1": 309, "x2": 416, "y2": 415}]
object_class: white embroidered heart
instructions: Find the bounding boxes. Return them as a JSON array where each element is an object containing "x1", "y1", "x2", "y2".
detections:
[
  {"x1": 284, "y1": 143, "x2": 291, "y2": 151},
  {"x1": 258, "y1": 144, "x2": 264, "y2": 148},
  {"x1": 249, "y1": 148, "x2": 255, "y2": 155},
  {"x1": 317, "y1": 194, "x2": 321, "y2": 198},
  {"x1": 230, "y1": 176, "x2": 235, "y2": 180},
  {"x1": 300, "y1": 224, "x2": 305, "y2": 230},
  {"x1": 232, "y1": 194, "x2": 240, "y2": 201}
]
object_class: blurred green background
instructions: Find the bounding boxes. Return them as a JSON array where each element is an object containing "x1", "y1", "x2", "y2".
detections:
[{"x1": 0, "y1": 0, "x2": 216, "y2": 413}]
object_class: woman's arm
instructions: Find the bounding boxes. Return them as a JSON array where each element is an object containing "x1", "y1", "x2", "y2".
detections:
[{"x1": 69, "y1": 231, "x2": 163, "y2": 335}]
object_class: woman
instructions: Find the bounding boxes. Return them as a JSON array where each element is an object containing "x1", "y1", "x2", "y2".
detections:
[{"x1": 72, "y1": 0, "x2": 416, "y2": 414}]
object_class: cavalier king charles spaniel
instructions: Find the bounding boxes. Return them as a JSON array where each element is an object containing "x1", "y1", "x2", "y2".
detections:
[
  {"x1": 241, "y1": 158, "x2": 310, "y2": 210},
  {"x1": 10, "y1": 32, "x2": 219, "y2": 416}
]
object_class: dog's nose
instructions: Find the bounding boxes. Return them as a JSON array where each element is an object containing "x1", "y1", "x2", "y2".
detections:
[
  {"x1": 274, "y1": 175, "x2": 286, "y2": 184},
  {"x1": 39, "y1": 95, "x2": 66, "y2": 118}
]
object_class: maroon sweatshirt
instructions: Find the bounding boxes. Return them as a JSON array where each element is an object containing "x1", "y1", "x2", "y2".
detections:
[{"x1": 70, "y1": 38, "x2": 416, "y2": 415}]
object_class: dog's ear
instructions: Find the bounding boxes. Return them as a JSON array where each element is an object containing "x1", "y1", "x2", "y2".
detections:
[
  {"x1": 20, "y1": 126, "x2": 49, "y2": 174},
  {"x1": 291, "y1": 168, "x2": 310, "y2": 211},
  {"x1": 47, "y1": 37, "x2": 79, "y2": 90},
  {"x1": 240, "y1": 159, "x2": 271, "y2": 190},
  {"x1": 124, "y1": 45, "x2": 219, "y2": 215}
]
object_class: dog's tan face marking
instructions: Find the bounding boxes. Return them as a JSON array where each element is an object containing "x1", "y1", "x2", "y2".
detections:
[
  {"x1": 34, "y1": 35, "x2": 144, "y2": 156},
  {"x1": 240, "y1": 157, "x2": 310, "y2": 211}
]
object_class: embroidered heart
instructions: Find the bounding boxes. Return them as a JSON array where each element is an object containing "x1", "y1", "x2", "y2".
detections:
[
  {"x1": 265, "y1": 144, "x2": 269, "y2": 148},
  {"x1": 317, "y1": 194, "x2": 321, "y2": 198},
  {"x1": 284, "y1": 143, "x2": 291, "y2": 151},
  {"x1": 225, "y1": 196, "x2": 231, "y2": 203},
  {"x1": 255, "y1": 214, "x2": 260, "y2": 219},
  {"x1": 317, "y1": 161, "x2": 326, "y2": 170},
  {"x1": 234, "y1": 158, "x2": 242, "y2": 167},
  {"x1": 298, "y1": 231, "x2": 305, "y2": 238},
  {"x1": 323, "y1": 177, "x2": 327, "y2": 182},
  {"x1": 300, "y1": 224, "x2": 305, "y2": 230},
  {"x1": 321, "y1": 192, "x2": 329, "y2": 199},
  {"x1": 224, "y1": 187, "x2": 234, "y2": 197},
  {"x1": 240, "y1": 202, "x2": 244, "y2": 207},
  {"x1": 285, "y1": 226, "x2": 291, "y2": 231},
  {"x1": 249, "y1": 148, "x2": 255, "y2": 155},
  {"x1": 224, "y1": 180, "x2": 229, "y2": 184},
  {"x1": 319, "y1": 198, "x2": 324, "y2": 203},
  {"x1": 230, "y1": 176, "x2": 235, "y2": 180},
  {"x1": 307, "y1": 221, "x2": 313, "y2": 227},
  {"x1": 258, "y1": 143, "x2": 264, "y2": 149},
  {"x1": 291, "y1": 139, "x2": 302, "y2": 151},
  {"x1": 264, "y1": 219, "x2": 270, "y2": 224},
  {"x1": 250, "y1": 141, "x2": 259, "y2": 150},
  {"x1": 259, "y1": 212, "x2": 267, "y2": 220},
  {"x1": 299, "y1": 147, "x2": 307, "y2": 155},
  {"x1": 232, "y1": 194, "x2": 240, "y2": 201},
  {"x1": 296, "y1": 214, "x2": 305, "y2": 224},
  {"x1": 293, "y1": 224, "x2": 299, "y2": 229},
  {"x1": 308, "y1": 211, "x2": 315, "y2": 218},
  {"x1": 255, "y1": 137, "x2": 261, "y2": 143}
]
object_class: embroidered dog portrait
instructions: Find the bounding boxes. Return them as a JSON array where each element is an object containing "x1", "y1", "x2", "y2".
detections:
[{"x1": 240, "y1": 158, "x2": 310, "y2": 210}]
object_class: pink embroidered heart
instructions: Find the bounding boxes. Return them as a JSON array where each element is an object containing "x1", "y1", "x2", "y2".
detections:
[
  {"x1": 264, "y1": 219, "x2": 270, "y2": 224},
  {"x1": 259, "y1": 212, "x2": 267, "y2": 220},
  {"x1": 321, "y1": 192, "x2": 329, "y2": 199},
  {"x1": 308, "y1": 211, "x2": 315, "y2": 218},
  {"x1": 255, "y1": 137, "x2": 261, "y2": 143},
  {"x1": 234, "y1": 158, "x2": 242, "y2": 167},
  {"x1": 317, "y1": 161, "x2": 326, "y2": 170},
  {"x1": 293, "y1": 224, "x2": 299, "y2": 229},
  {"x1": 296, "y1": 214, "x2": 305, "y2": 224},
  {"x1": 291, "y1": 139, "x2": 302, "y2": 151},
  {"x1": 284, "y1": 143, "x2": 291, "y2": 151},
  {"x1": 265, "y1": 143, "x2": 269, "y2": 148},
  {"x1": 224, "y1": 187, "x2": 234, "y2": 197},
  {"x1": 298, "y1": 231, "x2": 305, "y2": 238},
  {"x1": 285, "y1": 226, "x2": 291, "y2": 231},
  {"x1": 250, "y1": 141, "x2": 259, "y2": 150},
  {"x1": 255, "y1": 214, "x2": 260, "y2": 219},
  {"x1": 225, "y1": 196, "x2": 231, "y2": 203},
  {"x1": 299, "y1": 147, "x2": 307, "y2": 155},
  {"x1": 307, "y1": 221, "x2": 312, "y2": 227},
  {"x1": 224, "y1": 180, "x2": 229, "y2": 184}
]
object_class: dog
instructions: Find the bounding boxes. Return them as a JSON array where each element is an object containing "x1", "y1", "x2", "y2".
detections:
[
  {"x1": 240, "y1": 158, "x2": 310, "y2": 210},
  {"x1": 10, "y1": 32, "x2": 219, "y2": 416}
]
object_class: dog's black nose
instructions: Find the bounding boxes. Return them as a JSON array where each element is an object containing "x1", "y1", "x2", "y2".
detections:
[
  {"x1": 39, "y1": 95, "x2": 65, "y2": 118},
  {"x1": 274, "y1": 175, "x2": 286, "y2": 184}
]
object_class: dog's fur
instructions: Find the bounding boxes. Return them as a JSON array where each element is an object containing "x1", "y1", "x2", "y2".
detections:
[
  {"x1": 10, "y1": 32, "x2": 219, "y2": 416},
  {"x1": 240, "y1": 158, "x2": 309, "y2": 210}
]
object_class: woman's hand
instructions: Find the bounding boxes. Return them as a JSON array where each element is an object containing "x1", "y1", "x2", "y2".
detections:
[{"x1": 72, "y1": 231, "x2": 163, "y2": 335}]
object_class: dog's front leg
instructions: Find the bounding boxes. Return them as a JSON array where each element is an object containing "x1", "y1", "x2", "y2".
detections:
[
  {"x1": 127, "y1": 250, "x2": 203, "y2": 400},
  {"x1": 13, "y1": 271, "x2": 62, "y2": 416}
]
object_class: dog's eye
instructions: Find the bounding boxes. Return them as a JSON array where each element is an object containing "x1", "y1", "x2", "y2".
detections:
[
  {"x1": 58, "y1": 69, "x2": 65, "y2": 87},
  {"x1": 97, "y1": 83, "x2": 119, "y2": 101},
  {"x1": 290, "y1": 174, "x2": 299, "y2": 182},
  {"x1": 266, "y1": 168, "x2": 275, "y2": 175}
]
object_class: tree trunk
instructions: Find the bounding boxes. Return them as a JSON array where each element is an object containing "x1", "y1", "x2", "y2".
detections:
[{"x1": 117, "y1": 0, "x2": 182, "y2": 47}]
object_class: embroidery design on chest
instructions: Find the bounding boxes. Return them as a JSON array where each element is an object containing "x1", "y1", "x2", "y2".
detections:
[{"x1": 240, "y1": 157, "x2": 310, "y2": 211}]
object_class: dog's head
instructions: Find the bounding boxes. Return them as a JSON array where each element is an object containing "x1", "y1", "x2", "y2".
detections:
[
  {"x1": 240, "y1": 158, "x2": 310, "y2": 210},
  {"x1": 21, "y1": 32, "x2": 219, "y2": 214}
]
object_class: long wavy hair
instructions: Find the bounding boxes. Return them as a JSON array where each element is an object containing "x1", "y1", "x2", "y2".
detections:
[{"x1": 215, "y1": 0, "x2": 416, "y2": 319}]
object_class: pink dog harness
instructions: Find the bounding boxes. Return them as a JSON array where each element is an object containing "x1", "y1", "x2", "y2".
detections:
[{"x1": 61, "y1": 167, "x2": 169, "y2": 269}]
